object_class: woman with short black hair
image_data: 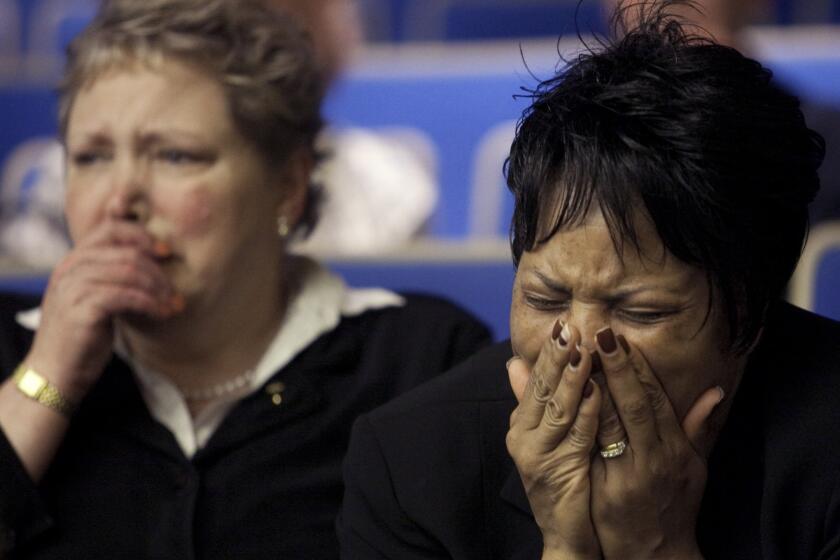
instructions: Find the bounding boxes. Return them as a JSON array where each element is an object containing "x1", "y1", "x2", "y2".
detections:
[{"x1": 338, "y1": 2, "x2": 840, "y2": 558}]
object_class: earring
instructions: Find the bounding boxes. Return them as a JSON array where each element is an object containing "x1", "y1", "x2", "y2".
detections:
[{"x1": 277, "y1": 215, "x2": 290, "y2": 239}]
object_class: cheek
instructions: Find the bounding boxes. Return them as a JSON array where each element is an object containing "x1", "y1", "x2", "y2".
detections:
[
  {"x1": 166, "y1": 189, "x2": 216, "y2": 237},
  {"x1": 64, "y1": 187, "x2": 102, "y2": 243},
  {"x1": 635, "y1": 332, "x2": 725, "y2": 421},
  {"x1": 509, "y1": 293, "x2": 552, "y2": 366}
]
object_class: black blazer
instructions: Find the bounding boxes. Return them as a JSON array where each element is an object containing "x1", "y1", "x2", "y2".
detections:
[
  {"x1": 0, "y1": 292, "x2": 491, "y2": 559},
  {"x1": 339, "y1": 302, "x2": 840, "y2": 559}
]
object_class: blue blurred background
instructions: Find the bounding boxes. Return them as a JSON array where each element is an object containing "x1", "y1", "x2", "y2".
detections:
[{"x1": 0, "y1": 0, "x2": 839, "y2": 339}]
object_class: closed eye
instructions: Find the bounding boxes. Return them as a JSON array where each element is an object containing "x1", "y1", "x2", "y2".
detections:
[
  {"x1": 156, "y1": 148, "x2": 213, "y2": 165},
  {"x1": 618, "y1": 308, "x2": 678, "y2": 324},
  {"x1": 71, "y1": 150, "x2": 111, "y2": 166},
  {"x1": 523, "y1": 294, "x2": 568, "y2": 312}
]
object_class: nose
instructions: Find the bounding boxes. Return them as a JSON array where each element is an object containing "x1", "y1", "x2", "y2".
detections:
[
  {"x1": 105, "y1": 159, "x2": 150, "y2": 223},
  {"x1": 565, "y1": 302, "x2": 610, "y2": 351}
]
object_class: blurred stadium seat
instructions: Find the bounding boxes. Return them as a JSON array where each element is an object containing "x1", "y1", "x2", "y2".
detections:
[
  {"x1": 402, "y1": 0, "x2": 605, "y2": 41},
  {"x1": 468, "y1": 119, "x2": 515, "y2": 238},
  {"x1": 357, "y1": 0, "x2": 396, "y2": 42},
  {"x1": 789, "y1": 220, "x2": 840, "y2": 321},
  {"x1": 0, "y1": 0, "x2": 21, "y2": 76},
  {"x1": 0, "y1": 136, "x2": 69, "y2": 268},
  {"x1": 26, "y1": 0, "x2": 95, "y2": 77},
  {"x1": 324, "y1": 41, "x2": 545, "y2": 237}
]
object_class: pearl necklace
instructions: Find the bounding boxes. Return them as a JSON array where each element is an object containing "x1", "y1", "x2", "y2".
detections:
[{"x1": 179, "y1": 369, "x2": 256, "y2": 401}]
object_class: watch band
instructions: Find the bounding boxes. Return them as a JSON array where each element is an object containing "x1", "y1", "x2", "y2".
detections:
[{"x1": 12, "y1": 364, "x2": 77, "y2": 417}]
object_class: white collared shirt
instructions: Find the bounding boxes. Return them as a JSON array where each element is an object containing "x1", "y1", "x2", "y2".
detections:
[{"x1": 17, "y1": 256, "x2": 404, "y2": 458}]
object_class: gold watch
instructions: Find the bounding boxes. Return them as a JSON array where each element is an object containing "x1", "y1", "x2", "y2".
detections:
[{"x1": 12, "y1": 364, "x2": 77, "y2": 417}]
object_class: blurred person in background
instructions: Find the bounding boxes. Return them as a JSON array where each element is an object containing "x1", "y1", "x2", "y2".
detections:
[
  {"x1": 602, "y1": 0, "x2": 840, "y2": 223},
  {"x1": 338, "y1": 2, "x2": 840, "y2": 558},
  {"x1": 269, "y1": 0, "x2": 440, "y2": 256},
  {"x1": 0, "y1": 0, "x2": 489, "y2": 557}
]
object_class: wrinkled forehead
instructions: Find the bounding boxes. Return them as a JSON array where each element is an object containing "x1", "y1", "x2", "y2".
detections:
[
  {"x1": 61, "y1": 46, "x2": 219, "y2": 137},
  {"x1": 532, "y1": 178, "x2": 664, "y2": 263}
]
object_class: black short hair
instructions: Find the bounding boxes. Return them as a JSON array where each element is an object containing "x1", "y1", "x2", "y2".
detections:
[{"x1": 506, "y1": 0, "x2": 825, "y2": 353}]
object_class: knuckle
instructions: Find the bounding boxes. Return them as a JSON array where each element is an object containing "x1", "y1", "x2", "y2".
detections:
[
  {"x1": 116, "y1": 261, "x2": 137, "y2": 279},
  {"x1": 648, "y1": 458, "x2": 670, "y2": 479},
  {"x1": 529, "y1": 371, "x2": 551, "y2": 404},
  {"x1": 565, "y1": 424, "x2": 592, "y2": 450},
  {"x1": 543, "y1": 398, "x2": 569, "y2": 429},
  {"x1": 512, "y1": 454, "x2": 543, "y2": 480},
  {"x1": 621, "y1": 397, "x2": 650, "y2": 425},
  {"x1": 599, "y1": 412, "x2": 624, "y2": 437},
  {"x1": 560, "y1": 369, "x2": 579, "y2": 389},
  {"x1": 642, "y1": 381, "x2": 669, "y2": 412},
  {"x1": 505, "y1": 430, "x2": 518, "y2": 454},
  {"x1": 605, "y1": 355, "x2": 633, "y2": 377}
]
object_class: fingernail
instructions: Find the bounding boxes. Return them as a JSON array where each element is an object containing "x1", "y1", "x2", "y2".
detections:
[
  {"x1": 716, "y1": 386, "x2": 725, "y2": 404},
  {"x1": 560, "y1": 323, "x2": 571, "y2": 346},
  {"x1": 569, "y1": 346, "x2": 582, "y2": 368},
  {"x1": 551, "y1": 320, "x2": 562, "y2": 341},
  {"x1": 590, "y1": 351, "x2": 602, "y2": 373},
  {"x1": 583, "y1": 379, "x2": 595, "y2": 398},
  {"x1": 617, "y1": 334, "x2": 630, "y2": 354},
  {"x1": 169, "y1": 294, "x2": 185, "y2": 313},
  {"x1": 505, "y1": 356, "x2": 516, "y2": 370},
  {"x1": 154, "y1": 240, "x2": 171, "y2": 257},
  {"x1": 596, "y1": 327, "x2": 617, "y2": 354}
]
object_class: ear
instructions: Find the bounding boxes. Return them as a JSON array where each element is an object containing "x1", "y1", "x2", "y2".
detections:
[{"x1": 275, "y1": 148, "x2": 314, "y2": 228}]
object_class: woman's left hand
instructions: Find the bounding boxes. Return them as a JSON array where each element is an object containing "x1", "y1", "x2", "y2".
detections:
[{"x1": 588, "y1": 328, "x2": 723, "y2": 560}]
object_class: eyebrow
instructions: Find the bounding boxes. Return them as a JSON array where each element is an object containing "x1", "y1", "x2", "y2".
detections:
[
  {"x1": 66, "y1": 131, "x2": 112, "y2": 147},
  {"x1": 530, "y1": 268, "x2": 687, "y2": 300},
  {"x1": 67, "y1": 129, "x2": 213, "y2": 153},
  {"x1": 136, "y1": 130, "x2": 207, "y2": 145},
  {"x1": 532, "y1": 269, "x2": 571, "y2": 294}
]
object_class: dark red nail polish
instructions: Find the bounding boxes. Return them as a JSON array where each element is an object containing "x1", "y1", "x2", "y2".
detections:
[
  {"x1": 617, "y1": 334, "x2": 630, "y2": 354},
  {"x1": 552, "y1": 320, "x2": 562, "y2": 341},
  {"x1": 596, "y1": 328, "x2": 617, "y2": 354},
  {"x1": 590, "y1": 351, "x2": 602, "y2": 373},
  {"x1": 583, "y1": 379, "x2": 594, "y2": 398},
  {"x1": 569, "y1": 347, "x2": 582, "y2": 368}
]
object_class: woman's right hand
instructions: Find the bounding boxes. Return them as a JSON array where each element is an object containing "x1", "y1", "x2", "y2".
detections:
[
  {"x1": 25, "y1": 218, "x2": 179, "y2": 400},
  {"x1": 506, "y1": 322, "x2": 603, "y2": 560}
]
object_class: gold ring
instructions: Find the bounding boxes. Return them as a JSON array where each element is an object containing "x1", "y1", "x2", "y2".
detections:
[{"x1": 599, "y1": 439, "x2": 628, "y2": 459}]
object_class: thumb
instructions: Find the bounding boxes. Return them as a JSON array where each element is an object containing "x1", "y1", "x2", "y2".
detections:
[
  {"x1": 506, "y1": 356, "x2": 529, "y2": 403},
  {"x1": 682, "y1": 385, "x2": 725, "y2": 453}
]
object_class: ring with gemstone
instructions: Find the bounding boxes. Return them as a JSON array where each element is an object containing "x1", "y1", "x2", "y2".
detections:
[{"x1": 599, "y1": 439, "x2": 628, "y2": 459}]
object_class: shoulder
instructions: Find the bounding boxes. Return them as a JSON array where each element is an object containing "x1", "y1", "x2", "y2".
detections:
[
  {"x1": 340, "y1": 291, "x2": 492, "y2": 360},
  {"x1": 344, "y1": 341, "x2": 516, "y2": 519},
  {"x1": 760, "y1": 302, "x2": 840, "y2": 379},
  {"x1": 366, "y1": 341, "x2": 514, "y2": 427},
  {"x1": 362, "y1": 292, "x2": 489, "y2": 327},
  {"x1": 311, "y1": 293, "x2": 493, "y2": 402},
  {"x1": 750, "y1": 302, "x2": 840, "y2": 453},
  {"x1": 732, "y1": 303, "x2": 840, "y2": 556}
]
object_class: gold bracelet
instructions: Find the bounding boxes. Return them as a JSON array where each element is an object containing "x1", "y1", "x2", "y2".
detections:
[{"x1": 12, "y1": 364, "x2": 77, "y2": 418}]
